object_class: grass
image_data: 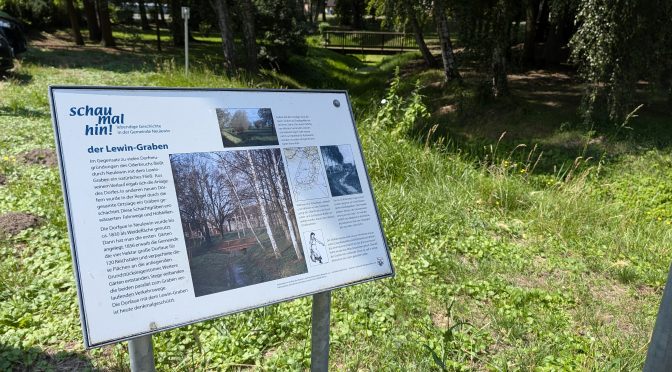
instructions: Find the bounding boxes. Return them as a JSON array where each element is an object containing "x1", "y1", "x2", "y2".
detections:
[{"x1": 0, "y1": 27, "x2": 671, "y2": 370}]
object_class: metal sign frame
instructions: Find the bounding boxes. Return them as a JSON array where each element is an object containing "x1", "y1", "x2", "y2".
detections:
[{"x1": 49, "y1": 86, "x2": 395, "y2": 349}]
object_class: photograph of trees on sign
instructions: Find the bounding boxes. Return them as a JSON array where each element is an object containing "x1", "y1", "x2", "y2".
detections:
[
  {"x1": 320, "y1": 145, "x2": 363, "y2": 197},
  {"x1": 216, "y1": 108, "x2": 279, "y2": 147},
  {"x1": 170, "y1": 149, "x2": 306, "y2": 297}
]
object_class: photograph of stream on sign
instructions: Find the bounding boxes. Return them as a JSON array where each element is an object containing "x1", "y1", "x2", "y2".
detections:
[{"x1": 49, "y1": 87, "x2": 394, "y2": 348}]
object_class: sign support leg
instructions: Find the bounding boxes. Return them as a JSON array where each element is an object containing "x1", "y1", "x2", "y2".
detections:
[
  {"x1": 644, "y1": 263, "x2": 672, "y2": 370},
  {"x1": 129, "y1": 335, "x2": 156, "y2": 372},
  {"x1": 311, "y1": 291, "x2": 331, "y2": 372}
]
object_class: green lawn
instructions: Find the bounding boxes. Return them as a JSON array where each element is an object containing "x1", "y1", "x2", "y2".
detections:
[{"x1": 1, "y1": 28, "x2": 671, "y2": 370}]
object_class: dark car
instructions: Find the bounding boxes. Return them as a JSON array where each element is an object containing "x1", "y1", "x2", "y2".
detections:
[
  {"x1": 0, "y1": 30, "x2": 14, "y2": 74},
  {"x1": 0, "y1": 11, "x2": 26, "y2": 74}
]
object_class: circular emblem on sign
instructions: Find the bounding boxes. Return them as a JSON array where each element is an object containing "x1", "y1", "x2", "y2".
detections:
[{"x1": 333, "y1": 99, "x2": 340, "y2": 108}]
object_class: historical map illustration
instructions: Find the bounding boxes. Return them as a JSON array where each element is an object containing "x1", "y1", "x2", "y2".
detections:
[{"x1": 283, "y1": 146, "x2": 330, "y2": 201}]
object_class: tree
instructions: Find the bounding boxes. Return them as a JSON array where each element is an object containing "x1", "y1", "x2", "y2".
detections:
[
  {"x1": 335, "y1": 0, "x2": 365, "y2": 27},
  {"x1": 522, "y1": 0, "x2": 538, "y2": 66},
  {"x1": 169, "y1": 0, "x2": 183, "y2": 46},
  {"x1": 230, "y1": 110, "x2": 250, "y2": 133},
  {"x1": 96, "y1": 0, "x2": 115, "y2": 47},
  {"x1": 270, "y1": 150, "x2": 301, "y2": 259},
  {"x1": 211, "y1": 0, "x2": 236, "y2": 70},
  {"x1": 257, "y1": 108, "x2": 273, "y2": 127},
  {"x1": 572, "y1": 0, "x2": 672, "y2": 121},
  {"x1": 246, "y1": 150, "x2": 280, "y2": 258},
  {"x1": 138, "y1": 0, "x2": 151, "y2": 31},
  {"x1": 433, "y1": 0, "x2": 460, "y2": 81},
  {"x1": 368, "y1": 0, "x2": 436, "y2": 68},
  {"x1": 491, "y1": 0, "x2": 511, "y2": 97},
  {"x1": 64, "y1": 0, "x2": 84, "y2": 45},
  {"x1": 237, "y1": 0, "x2": 258, "y2": 73},
  {"x1": 82, "y1": 0, "x2": 102, "y2": 42}
]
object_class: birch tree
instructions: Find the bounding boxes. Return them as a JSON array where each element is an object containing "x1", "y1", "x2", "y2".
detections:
[
  {"x1": 271, "y1": 150, "x2": 302, "y2": 259},
  {"x1": 247, "y1": 150, "x2": 280, "y2": 258}
]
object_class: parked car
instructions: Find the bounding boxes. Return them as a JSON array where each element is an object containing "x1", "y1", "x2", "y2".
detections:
[
  {"x1": 0, "y1": 30, "x2": 14, "y2": 74},
  {"x1": 0, "y1": 11, "x2": 26, "y2": 74}
]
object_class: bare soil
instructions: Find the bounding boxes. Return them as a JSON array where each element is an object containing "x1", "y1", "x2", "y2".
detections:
[
  {"x1": 0, "y1": 173, "x2": 6, "y2": 185},
  {"x1": 0, "y1": 212, "x2": 42, "y2": 236},
  {"x1": 19, "y1": 148, "x2": 58, "y2": 167}
]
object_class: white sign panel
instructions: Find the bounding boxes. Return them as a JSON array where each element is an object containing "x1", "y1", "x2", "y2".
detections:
[{"x1": 49, "y1": 87, "x2": 394, "y2": 348}]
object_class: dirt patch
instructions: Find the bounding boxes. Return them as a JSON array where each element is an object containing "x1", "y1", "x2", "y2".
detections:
[
  {"x1": 0, "y1": 212, "x2": 42, "y2": 236},
  {"x1": 0, "y1": 173, "x2": 6, "y2": 185},
  {"x1": 19, "y1": 148, "x2": 58, "y2": 167}
]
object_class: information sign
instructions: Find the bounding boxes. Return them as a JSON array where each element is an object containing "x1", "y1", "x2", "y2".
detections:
[{"x1": 49, "y1": 87, "x2": 394, "y2": 348}]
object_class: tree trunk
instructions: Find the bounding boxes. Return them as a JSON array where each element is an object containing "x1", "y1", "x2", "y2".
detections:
[
  {"x1": 492, "y1": 1, "x2": 510, "y2": 97},
  {"x1": 272, "y1": 151, "x2": 302, "y2": 259},
  {"x1": 158, "y1": 1, "x2": 167, "y2": 27},
  {"x1": 523, "y1": 0, "x2": 538, "y2": 67},
  {"x1": 96, "y1": 0, "x2": 115, "y2": 47},
  {"x1": 155, "y1": 5, "x2": 162, "y2": 52},
  {"x1": 169, "y1": 0, "x2": 183, "y2": 46},
  {"x1": 314, "y1": 0, "x2": 325, "y2": 23},
  {"x1": 237, "y1": 0, "x2": 258, "y2": 73},
  {"x1": 138, "y1": 0, "x2": 151, "y2": 31},
  {"x1": 82, "y1": 0, "x2": 101, "y2": 42},
  {"x1": 247, "y1": 151, "x2": 280, "y2": 258},
  {"x1": 352, "y1": 0, "x2": 364, "y2": 29},
  {"x1": 221, "y1": 162, "x2": 265, "y2": 249},
  {"x1": 211, "y1": 0, "x2": 236, "y2": 70},
  {"x1": 65, "y1": 0, "x2": 85, "y2": 45},
  {"x1": 405, "y1": 0, "x2": 435, "y2": 68},
  {"x1": 433, "y1": 0, "x2": 461, "y2": 81}
]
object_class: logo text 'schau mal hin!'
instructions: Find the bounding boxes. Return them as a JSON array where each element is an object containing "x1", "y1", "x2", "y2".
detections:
[{"x1": 69, "y1": 105, "x2": 124, "y2": 136}]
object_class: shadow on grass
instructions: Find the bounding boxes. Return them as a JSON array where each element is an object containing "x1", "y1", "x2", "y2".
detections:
[
  {"x1": 411, "y1": 65, "x2": 672, "y2": 173},
  {"x1": 0, "y1": 343, "x2": 98, "y2": 371}
]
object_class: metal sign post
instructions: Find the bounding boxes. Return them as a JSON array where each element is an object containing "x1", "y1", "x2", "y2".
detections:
[
  {"x1": 644, "y1": 263, "x2": 672, "y2": 370},
  {"x1": 311, "y1": 291, "x2": 331, "y2": 371},
  {"x1": 181, "y1": 7, "x2": 190, "y2": 75},
  {"x1": 129, "y1": 335, "x2": 155, "y2": 372}
]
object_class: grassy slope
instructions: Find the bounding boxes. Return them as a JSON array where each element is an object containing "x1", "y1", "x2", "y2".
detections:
[{"x1": 0, "y1": 30, "x2": 671, "y2": 370}]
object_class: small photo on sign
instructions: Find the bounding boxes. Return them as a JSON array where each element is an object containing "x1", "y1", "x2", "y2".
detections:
[
  {"x1": 304, "y1": 229, "x2": 329, "y2": 266},
  {"x1": 170, "y1": 149, "x2": 306, "y2": 297},
  {"x1": 216, "y1": 108, "x2": 279, "y2": 147},
  {"x1": 320, "y1": 144, "x2": 363, "y2": 197}
]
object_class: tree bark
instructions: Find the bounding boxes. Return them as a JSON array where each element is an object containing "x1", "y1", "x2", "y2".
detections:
[
  {"x1": 158, "y1": 0, "x2": 167, "y2": 27},
  {"x1": 82, "y1": 0, "x2": 101, "y2": 42},
  {"x1": 138, "y1": 0, "x2": 151, "y2": 31},
  {"x1": 237, "y1": 0, "x2": 258, "y2": 73},
  {"x1": 271, "y1": 151, "x2": 302, "y2": 259},
  {"x1": 433, "y1": 0, "x2": 461, "y2": 81},
  {"x1": 405, "y1": 0, "x2": 435, "y2": 68},
  {"x1": 247, "y1": 151, "x2": 280, "y2": 258},
  {"x1": 523, "y1": 0, "x2": 538, "y2": 67},
  {"x1": 211, "y1": 0, "x2": 236, "y2": 70},
  {"x1": 169, "y1": 0, "x2": 183, "y2": 46},
  {"x1": 314, "y1": 0, "x2": 325, "y2": 23},
  {"x1": 220, "y1": 159, "x2": 265, "y2": 250},
  {"x1": 65, "y1": 0, "x2": 85, "y2": 45},
  {"x1": 96, "y1": 0, "x2": 115, "y2": 47},
  {"x1": 492, "y1": 1, "x2": 510, "y2": 97},
  {"x1": 155, "y1": 4, "x2": 162, "y2": 52}
]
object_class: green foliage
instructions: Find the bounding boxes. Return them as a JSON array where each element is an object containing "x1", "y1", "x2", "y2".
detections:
[
  {"x1": 0, "y1": 0, "x2": 54, "y2": 26},
  {"x1": 571, "y1": 0, "x2": 672, "y2": 122},
  {"x1": 368, "y1": 67, "x2": 429, "y2": 136},
  {"x1": 255, "y1": 0, "x2": 308, "y2": 68}
]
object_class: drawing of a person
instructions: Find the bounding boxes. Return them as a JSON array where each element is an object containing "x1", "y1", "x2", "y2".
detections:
[{"x1": 309, "y1": 232, "x2": 324, "y2": 264}]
